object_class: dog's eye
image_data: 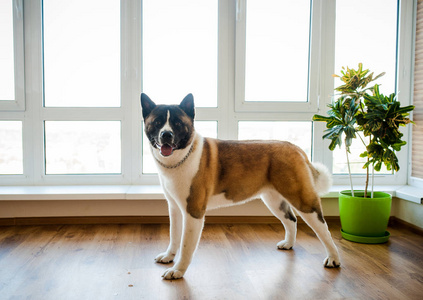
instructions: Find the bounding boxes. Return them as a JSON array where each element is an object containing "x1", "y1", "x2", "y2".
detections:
[
  {"x1": 154, "y1": 120, "x2": 162, "y2": 127},
  {"x1": 174, "y1": 122, "x2": 182, "y2": 128}
]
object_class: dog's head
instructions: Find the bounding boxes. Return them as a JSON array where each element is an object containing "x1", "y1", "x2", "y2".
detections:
[{"x1": 141, "y1": 93, "x2": 195, "y2": 157}]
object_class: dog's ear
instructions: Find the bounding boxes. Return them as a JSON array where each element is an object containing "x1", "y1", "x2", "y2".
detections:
[
  {"x1": 141, "y1": 93, "x2": 156, "y2": 119},
  {"x1": 179, "y1": 93, "x2": 195, "y2": 120}
]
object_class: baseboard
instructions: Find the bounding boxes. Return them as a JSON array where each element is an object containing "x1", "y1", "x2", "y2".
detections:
[
  {"x1": 0, "y1": 216, "x2": 171, "y2": 226},
  {"x1": 389, "y1": 216, "x2": 423, "y2": 235},
  {"x1": 0, "y1": 215, "x2": 342, "y2": 226},
  {"x1": 2, "y1": 216, "x2": 421, "y2": 236}
]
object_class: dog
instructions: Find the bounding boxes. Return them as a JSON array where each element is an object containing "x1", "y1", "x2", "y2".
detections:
[{"x1": 141, "y1": 93, "x2": 340, "y2": 280}]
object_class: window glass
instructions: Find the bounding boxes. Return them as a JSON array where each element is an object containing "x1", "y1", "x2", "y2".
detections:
[
  {"x1": 0, "y1": 0, "x2": 15, "y2": 100},
  {"x1": 245, "y1": 0, "x2": 310, "y2": 102},
  {"x1": 332, "y1": 133, "x2": 390, "y2": 175},
  {"x1": 142, "y1": 121, "x2": 217, "y2": 174},
  {"x1": 142, "y1": 0, "x2": 218, "y2": 107},
  {"x1": 238, "y1": 121, "x2": 312, "y2": 159},
  {"x1": 333, "y1": 0, "x2": 397, "y2": 174},
  {"x1": 335, "y1": 0, "x2": 397, "y2": 95},
  {"x1": 0, "y1": 121, "x2": 23, "y2": 174},
  {"x1": 43, "y1": 0, "x2": 120, "y2": 107},
  {"x1": 332, "y1": 133, "x2": 367, "y2": 174},
  {"x1": 45, "y1": 121, "x2": 121, "y2": 174}
]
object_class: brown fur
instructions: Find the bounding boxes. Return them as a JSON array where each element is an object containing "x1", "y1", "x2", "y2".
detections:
[{"x1": 186, "y1": 138, "x2": 324, "y2": 220}]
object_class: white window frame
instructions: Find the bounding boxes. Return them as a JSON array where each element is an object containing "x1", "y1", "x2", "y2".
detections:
[
  {"x1": 327, "y1": 0, "x2": 414, "y2": 188},
  {"x1": 37, "y1": 0, "x2": 142, "y2": 185},
  {"x1": 139, "y1": 0, "x2": 229, "y2": 184},
  {"x1": 0, "y1": 0, "x2": 416, "y2": 188},
  {"x1": 407, "y1": 0, "x2": 423, "y2": 190},
  {"x1": 0, "y1": 0, "x2": 25, "y2": 111},
  {"x1": 234, "y1": 0, "x2": 320, "y2": 113},
  {"x1": 234, "y1": 0, "x2": 413, "y2": 187},
  {"x1": 1, "y1": 0, "x2": 142, "y2": 186}
]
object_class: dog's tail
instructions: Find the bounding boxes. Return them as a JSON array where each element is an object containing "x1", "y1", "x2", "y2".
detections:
[{"x1": 310, "y1": 162, "x2": 333, "y2": 196}]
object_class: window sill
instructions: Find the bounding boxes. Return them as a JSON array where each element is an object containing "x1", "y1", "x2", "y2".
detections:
[
  {"x1": 327, "y1": 185, "x2": 422, "y2": 204},
  {"x1": 0, "y1": 185, "x2": 164, "y2": 201},
  {"x1": 0, "y1": 185, "x2": 421, "y2": 204}
]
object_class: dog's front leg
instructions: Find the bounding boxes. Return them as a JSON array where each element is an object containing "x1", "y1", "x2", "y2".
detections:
[
  {"x1": 155, "y1": 201, "x2": 182, "y2": 264},
  {"x1": 162, "y1": 214, "x2": 205, "y2": 280}
]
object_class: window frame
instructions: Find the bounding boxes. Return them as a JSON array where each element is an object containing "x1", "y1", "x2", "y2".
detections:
[
  {"x1": 0, "y1": 0, "x2": 25, "y2": 111},
  {"x1": 329, "y1": 0, "x2": 413, "y2": 187},
  {"x1": 407, "y1": 0, "x2": 423, "y2": 190},
  {"x1": 0, "y1": 0, "x2": 416, "y2": 188},
  {"x1": 0, "y1": 0, "x2": 142, "y2": 185},
  {"x1": 234, "y1": 0, "x2": 320, "y2": 113}
]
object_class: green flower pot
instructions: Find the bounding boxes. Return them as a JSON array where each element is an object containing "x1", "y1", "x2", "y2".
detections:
[{"x1": 339, "y1": 190, "x2": 392, "y2": 244}]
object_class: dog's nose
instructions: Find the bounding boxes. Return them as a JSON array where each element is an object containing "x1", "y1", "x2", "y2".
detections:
[{"x1": 160, "y1": 131, "x2": 174, "y2": 143}]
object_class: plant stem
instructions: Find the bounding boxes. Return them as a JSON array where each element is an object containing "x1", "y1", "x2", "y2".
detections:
[
  {"x1": 358, "y1": 132, "x2": 370, "y2": 198},
  {"x1": 369, "y1": 135, "x2": 374, "y2": 198},
  {"x1": 357, "y1": 131, "x2": 367, "y2": 147},
  {"x1": 371, "y1": 164, "x2": 375, "y2": 198},
  {"x1": 345, "y1": 139, "x2": 354, "y2": 197},
  {"x1": 364, "y1": 135, "x2": 372, "y2": 198},
  {"x1": 365, "y1": 156, "x2": 369, "y2": 198}
]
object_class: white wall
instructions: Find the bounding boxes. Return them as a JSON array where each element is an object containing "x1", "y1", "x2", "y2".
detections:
[
  {"x1": 1, "y1": 197, "x2": 421, "y2": 229},
  {"x1": 392, "y1": 198, "x2": 423, "y2": 229},
  {"x1": 0, "y1": 198, "x2": 334, "y2": 218}
]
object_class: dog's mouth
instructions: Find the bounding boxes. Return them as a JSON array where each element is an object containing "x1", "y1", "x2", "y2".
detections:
[{"x1": 156, "y1": 143, "x2": 175, "y2": 157}]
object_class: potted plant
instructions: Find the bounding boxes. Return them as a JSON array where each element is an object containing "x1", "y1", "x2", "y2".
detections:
[{"x1": 313, "y1": 63, "x2": 415, "y2": 243}]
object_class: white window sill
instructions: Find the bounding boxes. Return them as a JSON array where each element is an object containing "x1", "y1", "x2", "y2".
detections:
[
  {"x1": 0, "y1": 185, "x2": 421, "y2": 204},
  {"x1": 0, "y1": 185, "x2": 164, "y2": 201},
  {"x1": 329, "y1": 185, "x2": 422, "y2": 204}
]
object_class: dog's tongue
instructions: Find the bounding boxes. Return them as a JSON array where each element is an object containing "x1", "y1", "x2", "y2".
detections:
[{"x1": 160, "y1": 144, "x2": 173, "y2": 157}]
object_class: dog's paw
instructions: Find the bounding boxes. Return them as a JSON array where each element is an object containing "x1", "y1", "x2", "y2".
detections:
[
  {"x1": 155, "y1": 252, "x2": 176, "y2": 264},
  {"x1": 323, "y1": 256, "x2": 341, "y2": 268},
  {"x1": 162, "y1": 267, "x2": 184, "y2": 280},
  {"x1": 277, "y1": 240, "x2": 294, "y2": 250}
]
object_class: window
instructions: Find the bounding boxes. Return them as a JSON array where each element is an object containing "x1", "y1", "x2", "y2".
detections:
[
  {"x1": 0, "y1": 0, "x2": 15, "y2": 100},
  {"x1": 0, "y1": 121, "x2": 23, "y2": 174},
  {"x1": 45, "y1": 121, "x2": 121, "y2": 174},
  {"x1": 411, "y1": 0, "x2": 423, "y2": 188},
  {"x1": 0, "y1": 0, "x2": 415, "y2": 187},
  {"x1": 0, "y1": 0, "x2": 25, "y2": 110},
  {"x1": 142, "y1": 0, "x2": 218, "y2": 107},
  {"x1": 332, "y1": 0, "x2": 398, "y2": 175},
  {"x1": 238, "y1": 121, "x2": 312, "y2": 159},
  {"x1": 36, "y1": 0, "x2": 126, "y2": 182},
  {"x1": 43, "y1": 0, "x2": 121, "y2": 107},
  {"x1": 243, "y1": 0, "x2": 310, "y2": 102},
  {"x1": 235, "y1": 0, "x2": 319, "y2": 112}
]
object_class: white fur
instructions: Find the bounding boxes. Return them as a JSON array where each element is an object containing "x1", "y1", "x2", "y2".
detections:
[
  {"x1": 158, "y1": 110, "x2": 172, "y2": 139},
  {"x1": 312, "y1": 162, "x2": 333, "y2": 196},
  {"x1": 153, "y1": 132, "x2": 340, "y2": 280},
  {"x1": 152, "y1": 133, "x2": 205, "y2": 279}
]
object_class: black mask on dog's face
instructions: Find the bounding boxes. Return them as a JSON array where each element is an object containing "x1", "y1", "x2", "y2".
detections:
[{"x1": 141, "y1": 93, "x2": 195, "y2": 157}]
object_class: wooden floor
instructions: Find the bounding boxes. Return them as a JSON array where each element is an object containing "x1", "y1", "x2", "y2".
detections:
[{"x1": 0, "y1": 221, "x2": 422, "y2": 300}]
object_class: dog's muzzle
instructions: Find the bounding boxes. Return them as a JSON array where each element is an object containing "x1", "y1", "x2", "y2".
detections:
[
  {"x1": 160, "y1": 131, "x2": 174, "y2": 144},
  {"x1": 158, "y1": 131, "x2": 175, "y2": 157}
]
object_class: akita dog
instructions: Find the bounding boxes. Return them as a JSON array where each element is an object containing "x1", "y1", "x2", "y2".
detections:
[{"x1": 141, "y1": 93, "x2": 340, "y2": 280}]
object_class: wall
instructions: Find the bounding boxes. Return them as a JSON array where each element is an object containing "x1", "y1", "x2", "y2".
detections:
[
  {"x1": 392, "y1": 198, "x2": 423, "y2": 229},
  {"x1": 0, "y1": 198, "x2": 335, "y2": 218},
  {"x1": 1, "y1": 197, "x2": 421, "y2": 229}
]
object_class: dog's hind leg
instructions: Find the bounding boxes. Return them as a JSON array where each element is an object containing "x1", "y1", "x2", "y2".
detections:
[
  {"x1": 155, "y1": 198, "x2": 182, "y2": 264},
  {"x1": 295, "y1": 206, "x2": 341, "y2": 268},
  {"x1": 261, "y1": 191, "x2": 297, "y2": 250}
]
